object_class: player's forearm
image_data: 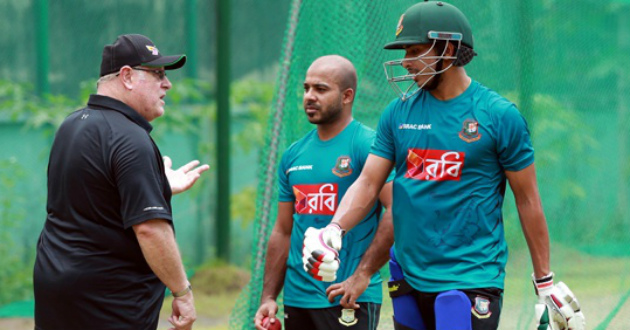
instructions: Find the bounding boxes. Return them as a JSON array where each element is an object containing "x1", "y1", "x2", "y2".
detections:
[
  {"x1": 134, "y1": 219, "x2": 190, "y2": 293},
  {"x1": 332, "y1": 175, "x2": 381, "y2": 231},
  {"x1": 507, "y1": 165, "x2": 551, "y2": 277},
  {"x1": 354, "y1": 209, "x2": 394, "y2": 278},
  {"x1": 261, "y1": 230, "x2": 290, "y2": 302},
  {"x1": 517, "y1": 201, "x2": 551, "y2": 277}
]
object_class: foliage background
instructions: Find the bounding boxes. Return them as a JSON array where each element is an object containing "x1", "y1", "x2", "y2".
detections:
[{"x1": 0, "y1": 0, "x2": 288, "y2": 311}]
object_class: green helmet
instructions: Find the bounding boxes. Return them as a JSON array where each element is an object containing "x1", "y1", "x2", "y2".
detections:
[
  {"x1": 382, "y1": 1, "x2": 476, "y2": 101},
  {"x1": 384, "y1": 1, "x2": 474, "y2": 50}
]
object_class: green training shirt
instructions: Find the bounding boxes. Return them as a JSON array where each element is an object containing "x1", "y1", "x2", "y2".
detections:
[
  {"x1": 371, "y1": 80, "x2": 534, "y2": 292},
  {"x1": 278, "y1": 120, "x2": 384, "y2": 308}
]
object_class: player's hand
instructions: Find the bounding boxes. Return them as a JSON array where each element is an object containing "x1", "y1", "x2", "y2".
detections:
[
  {"x1": 169, "y1": 292, "x2": 197, "y2": 330},
  {"x1": 533, "y1": 273, "x2": 585, "y2": 330},
  {"x1": 326, "y1": 271, "x2": 370, "y2": 309},
  {"x1": 164, "y1": 156, "x2": 210, "y2": 195},
  {"x1": 254, "y1": 298, "x2": 279, "y2": 330},
  {"x1": 302, "y1": 224, "x2": 343, "y2": 282}
]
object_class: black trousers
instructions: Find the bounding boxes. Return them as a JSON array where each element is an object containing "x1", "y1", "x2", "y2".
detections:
[
  {"x1": 411, "y1": 287, "x2": 503, "y2": 330},
  {"x1": 284, "y1": 303, "x2": 381, "y2": 330}
]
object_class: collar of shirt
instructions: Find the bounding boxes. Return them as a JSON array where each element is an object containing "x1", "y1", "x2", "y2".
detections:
[{"x1": 87, "y1": 94, "x2": 153, "y2": 133}]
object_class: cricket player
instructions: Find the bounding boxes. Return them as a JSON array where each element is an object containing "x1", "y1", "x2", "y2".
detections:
[
  {"x1": 255, "y1": 55, "x2": 394, "y2": 330},
  {"x1": 303, "y1": 2, "x2": 585, "y2": 330}
]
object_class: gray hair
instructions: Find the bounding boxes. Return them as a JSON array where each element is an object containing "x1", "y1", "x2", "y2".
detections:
[{"x1": 96, "y1": 72, "x2": 119, "y2": 89}]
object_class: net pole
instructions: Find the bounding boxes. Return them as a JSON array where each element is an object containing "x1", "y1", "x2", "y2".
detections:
[
  {"x1": 617, "y1": 6, "x2": 629, "y2": 221},
  {"x1": 243, "y1": 0, "x2": 303, "y2": 326},
  {"x1": 253, "y1": 0, "x2": 302, "y2": 278},
  {"x1": 216, "y1": 0, "x2": 231, "y2": 262}
]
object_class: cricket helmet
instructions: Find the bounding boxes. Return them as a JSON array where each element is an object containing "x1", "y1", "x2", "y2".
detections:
[
  {"x1": 383, "y1": 1, "x2": 476, "y2": 101},
  {"x1": 384, "y1": 1, "x2": 474, "y2": 50}
]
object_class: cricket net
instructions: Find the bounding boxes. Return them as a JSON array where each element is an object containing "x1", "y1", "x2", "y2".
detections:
[{"x1": 230, "y1": 0, "x2": 630, "y2": 329}]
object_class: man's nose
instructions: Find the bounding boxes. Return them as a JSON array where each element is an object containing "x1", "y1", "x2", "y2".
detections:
[
  {"x1": 402, "y1": 57, "x2": 414, "y2": 70},
  {"x1": 162, "y1": 76, "x2": 172, "y2": 90},
  {"x1": 304, "y1": 89, "x2": 316, "y2": 101}
]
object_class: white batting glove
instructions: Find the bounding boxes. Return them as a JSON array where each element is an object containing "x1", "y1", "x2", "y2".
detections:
[
  {"x1": 302, "y1": 223, "x2": 344, "y2": 282},
  {"x1": 533, "y1": 273, "x2": 586, "y2": 330}
]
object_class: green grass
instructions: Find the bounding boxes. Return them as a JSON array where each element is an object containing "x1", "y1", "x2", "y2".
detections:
[
  {"x1": 4, "y1": 247, "x2": 626, "y2": 330},
  {"x1": 184, "y1": 246, "x2": 630, "y2": 330},
  {"x1": 494, "y1": 245, "x2": 630, "y2": 330},
  {"x1": 158, "y1": 262, "x2": 248, "y2": 330},
  {"x1": 160, "y1": 293, "x2": 239, "y2": 330}
]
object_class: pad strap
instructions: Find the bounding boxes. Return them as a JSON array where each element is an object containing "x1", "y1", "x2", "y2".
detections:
[{"x1": 388, "y1": 278, "x2": 415, "y2": 298}]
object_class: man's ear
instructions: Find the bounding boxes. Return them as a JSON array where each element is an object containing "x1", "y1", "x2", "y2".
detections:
[
  {"x1": 342, "y1": 88, "x2": 355, "y2": 105},
  {"x1": 119, "y1": 66, "x2": 134, "y2": 90},
  {"x1": 445, "y1": 42, "x2": 458, "y2": 57}
]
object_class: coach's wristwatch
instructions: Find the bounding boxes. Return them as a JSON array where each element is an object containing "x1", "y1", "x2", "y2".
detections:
[{"x1": 172, "y1": 284, "x2": 193, "y2": 297}]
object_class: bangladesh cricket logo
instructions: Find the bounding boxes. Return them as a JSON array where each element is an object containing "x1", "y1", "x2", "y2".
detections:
[
  {"x1": 332, "y1": 156, "x2": 352, "y2": 178},
  {"x1": 459, "y1": 119, "x2": 482, "y2": 143},
  {"x1": 472, "y1": 296, "x2": 492, "y2": 319},
  {"x1": 338, "y1": 308, "x2": 358, "y2": 327},
  {"x1": 396, "y1": 14, "x2": 405, "y2": 36}
]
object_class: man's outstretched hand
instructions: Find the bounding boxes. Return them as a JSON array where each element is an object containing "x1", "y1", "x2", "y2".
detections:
[{"x1": 164, "y1": 156, "x2": 210, "y2": 195}]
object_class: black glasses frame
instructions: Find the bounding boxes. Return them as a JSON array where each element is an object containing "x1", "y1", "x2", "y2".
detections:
[{"x1": 132, "y1": 67, "x2": 167, "y2": 80}]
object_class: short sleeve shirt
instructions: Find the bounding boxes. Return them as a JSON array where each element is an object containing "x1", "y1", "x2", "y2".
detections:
[
  {"x1": 371, "y1": 81, "x2": 534, "y2": 292},
  {"x1": 278, "y1": 120, "x2": 384, "y2": 308},
  {"x1": 34, "y1": 94, "x2": 172, "y2": 330}
]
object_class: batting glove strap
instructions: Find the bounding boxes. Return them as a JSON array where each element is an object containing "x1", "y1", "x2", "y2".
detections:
[
  {"x1": 321, "y1": 224, "x2": 344, "y2": 251},
  {"x1": 533, "y1": 272, "x2": 555, "y2": 297},
  {"x1": 328, "y1": 222, "x2": 347, "y2": 237}
]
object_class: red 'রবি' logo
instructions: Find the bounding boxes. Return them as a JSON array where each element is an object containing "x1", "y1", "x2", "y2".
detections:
[
  {"x1": 406, "y1": 149, "x2": 465, "y2": 181},
  {"x1": 292, "y1": 183, "x2": 338, "y2": 215}
]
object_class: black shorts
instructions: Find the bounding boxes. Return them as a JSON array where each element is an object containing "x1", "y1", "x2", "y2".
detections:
[
  {"x1": 284, "y1": 303, "x2": 381, "y2": 330},
  {"x1": 412, "y1": 287, "x2": 503, "y2": 330}
]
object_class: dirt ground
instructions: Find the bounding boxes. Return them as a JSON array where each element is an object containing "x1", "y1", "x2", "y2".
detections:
[
  {"x1": 0, "y1": 315, "x2": 231, "y2": 330},
  {"x1": 0, "y1": 318, "x2": 33, "y2": 330}
]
